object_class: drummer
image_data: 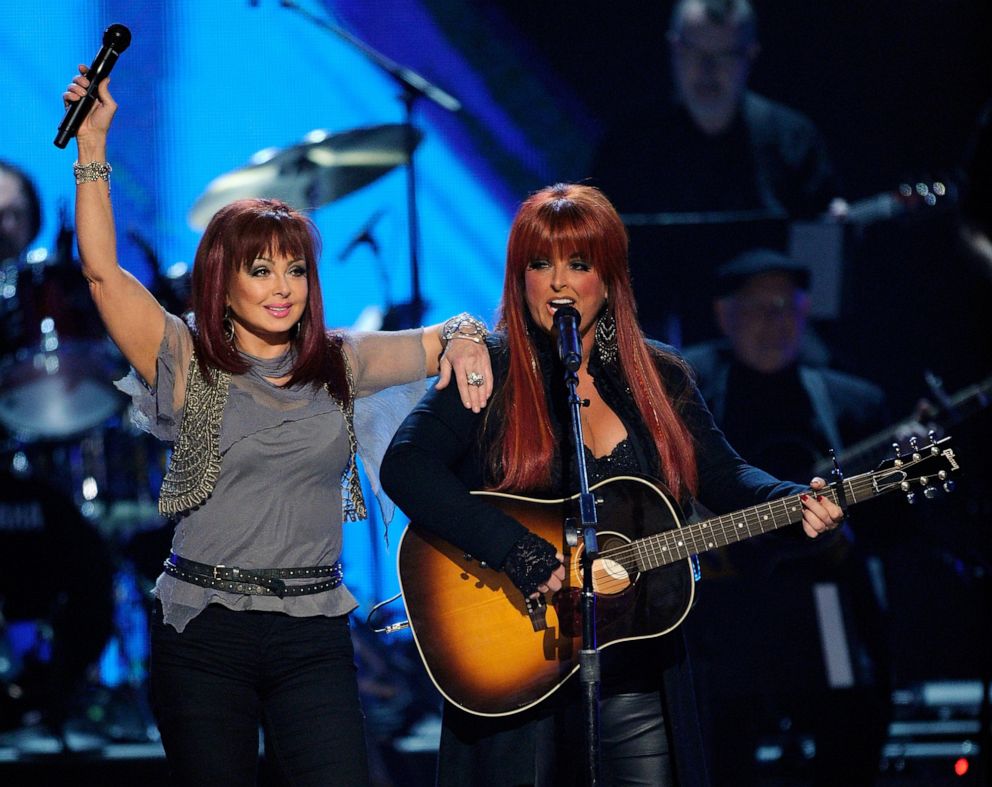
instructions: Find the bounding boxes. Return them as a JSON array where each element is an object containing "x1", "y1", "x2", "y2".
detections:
[{"x1": 0, "y1": 159, "x2": 41, "y2": 263}]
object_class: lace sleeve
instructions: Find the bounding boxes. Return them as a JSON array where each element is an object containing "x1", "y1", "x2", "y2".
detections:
[{"x1": 502, "y1": 532, "x2": 561, "y2": 596}]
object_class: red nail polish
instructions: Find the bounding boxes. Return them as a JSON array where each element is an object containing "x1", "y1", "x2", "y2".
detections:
[
  {"x1": 800, "y1": 494, "x2": 809, "y2": 501},
  {"x1": 816, "y1": 495, "x2": 824, "y2": 502}
]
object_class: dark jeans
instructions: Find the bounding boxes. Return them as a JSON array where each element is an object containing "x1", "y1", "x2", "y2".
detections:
[{"x1": 150, "y1": 602, "x2": 370, "y2": 787}]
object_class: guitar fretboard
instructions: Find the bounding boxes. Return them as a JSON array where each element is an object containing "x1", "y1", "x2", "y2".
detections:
[{"x1": 603, "y1": 458, "x2": 938, "y2": 573}]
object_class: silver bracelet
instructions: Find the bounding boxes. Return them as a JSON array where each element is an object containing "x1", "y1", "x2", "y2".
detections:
[
  {"x1": 440, "y1": 312, "x2": 488, "y2": 347},
  {"x1": 74, "y1": 160, "x2": 112, "y2": 185}
]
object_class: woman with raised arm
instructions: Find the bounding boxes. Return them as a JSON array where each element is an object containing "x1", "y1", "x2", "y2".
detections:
[
  {"x1": 64, "y1": 66, "x2": 492, "y2": 786},
  {"x1": 380, "y1": 183, "x2": 844, "y2": 786}
]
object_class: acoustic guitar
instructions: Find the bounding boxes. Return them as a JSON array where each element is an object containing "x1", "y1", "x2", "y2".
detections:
[{"x1": 397, "y1": 437, "x2": 959, "y2": 717}]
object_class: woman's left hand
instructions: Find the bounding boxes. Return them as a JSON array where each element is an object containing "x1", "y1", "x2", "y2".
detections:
[
  {"x1": 799, "y1": 477, "x2": 846, "y2": 538},
  {"x1": 436, "y1": 338, "x2": 493, "y2": 412}
]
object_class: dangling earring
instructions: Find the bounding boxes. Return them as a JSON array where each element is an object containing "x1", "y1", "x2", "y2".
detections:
[
  {"x1": 223, "y1": 306, "x2": 235, "y2": 344},
  {"x1": 595, "y1": 305, "x2": 617, "y2": 365}
]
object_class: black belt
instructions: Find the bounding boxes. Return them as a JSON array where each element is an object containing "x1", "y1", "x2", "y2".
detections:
[{"x1": 163, "y1": 553, "x2": 343, "y2": 598}]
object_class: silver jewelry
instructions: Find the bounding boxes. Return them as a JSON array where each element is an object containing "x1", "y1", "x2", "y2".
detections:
[
  {"x1": 594, "y1": 307, "x2": 618, "y2": 365},
  {"x1": 223, "y1": 306, "x2": 235, "y2": 343},
  {"x1": 466, "y1": 371, "x2": 485, "y2": 387},
  {"x1": 441, "y1": 312, "x2": 488, "y2": 347},
  {"x1": 73, "y1": 160, "x2": 112, "y2": 185}
]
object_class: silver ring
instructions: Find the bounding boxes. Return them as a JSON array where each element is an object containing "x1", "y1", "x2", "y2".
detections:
[{"x1": 466, "y1": 371, "x2": 485, "y2": 387}]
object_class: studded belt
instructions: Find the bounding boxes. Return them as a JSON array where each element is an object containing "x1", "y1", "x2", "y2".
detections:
[{"x1": 163, "y1": 553, "x2": 344, "y2": 598}]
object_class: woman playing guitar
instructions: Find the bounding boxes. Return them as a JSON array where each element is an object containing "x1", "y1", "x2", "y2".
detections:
[{"x1": 380, "y1": 183, "x2": 844, "y2": 787}]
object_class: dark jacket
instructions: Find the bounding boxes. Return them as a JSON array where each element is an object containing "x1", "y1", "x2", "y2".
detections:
[{"x1": 381, "y1": 330, "x2": 813, "y2": 786}]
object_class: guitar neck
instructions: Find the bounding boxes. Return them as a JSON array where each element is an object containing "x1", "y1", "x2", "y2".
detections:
[
  {"x1": 812, "y1": 376, "x2": 991, "y2": 477},
  {"x1": 638, "y1": 464, "x2": 897, "y2": 571}
]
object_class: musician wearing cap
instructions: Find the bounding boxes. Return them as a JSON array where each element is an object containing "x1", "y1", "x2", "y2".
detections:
[
  {"x1": 63, "y1": 67, "x2": 493, "y2": 785},
  {"x1": 380, "y1": 184, "x2": 845, "y2": 786},
  {"x1": 682, "y1": 247, "x2": 891, "y2": 784},
  {"x1": 684, "y1": 248, "x2": 887, "y2": 478}
]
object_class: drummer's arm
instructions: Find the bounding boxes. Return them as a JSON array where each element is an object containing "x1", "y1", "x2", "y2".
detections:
[{"x1": 69, "y1": 69, "x2": 164, "y2": 386}]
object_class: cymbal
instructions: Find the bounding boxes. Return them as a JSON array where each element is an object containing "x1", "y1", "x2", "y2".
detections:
[{"x1": 188, "y1": 123, "x2": 422, "y2": 229}]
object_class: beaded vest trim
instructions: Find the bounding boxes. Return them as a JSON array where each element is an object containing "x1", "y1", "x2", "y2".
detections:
[
  {"x1": 158, "y1": 352, "x2": 229, "y2": 516},
  {"x1": 337, "y1": 349, "x2": 367, "y2": 522},
  {"x1": 158, "y1": 343, "x2": 366, "y2": 519}
]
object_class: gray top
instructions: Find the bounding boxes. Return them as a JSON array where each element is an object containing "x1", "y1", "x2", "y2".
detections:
[{"x1": 124, "y1": 312, "x2": 426, "y2": 632}]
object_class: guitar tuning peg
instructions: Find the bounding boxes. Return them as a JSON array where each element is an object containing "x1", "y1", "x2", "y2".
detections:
[
  {"x1": 906, "y1": 491, "x2": 917, "y2": 505},
  {"x1": 943, "y1": 480, "x2": 956, "y2": 493},
  {"x1": 909, "y1": 435, "x2": 919, "y2": 452},
  {"x1": 923, "y1": 486, "x2": 938, "y2": 500}
]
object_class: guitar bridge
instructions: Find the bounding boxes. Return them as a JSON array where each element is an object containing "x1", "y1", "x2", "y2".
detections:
[{"x1": 525, "y1": 596, "x2": 548, "y2": 631}]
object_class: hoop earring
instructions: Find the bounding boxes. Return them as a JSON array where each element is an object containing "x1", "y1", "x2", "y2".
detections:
[
  {"x1": 594, "y1": 307, "x2": 617, "y2": 365},
  {"x1": 223, "y1": 306, "x2": 235, "y2": 343}
]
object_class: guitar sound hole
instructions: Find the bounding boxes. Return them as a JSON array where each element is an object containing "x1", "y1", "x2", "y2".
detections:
[{"x1": 575, "y1": 532, "x2": 637, "y2": 596}]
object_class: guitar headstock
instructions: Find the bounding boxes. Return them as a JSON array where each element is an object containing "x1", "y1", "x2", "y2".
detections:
[
  {"x1": 844, "y1": 179, "x2": 955, "y2": 225},
  {"x1": 870, "y1": 435, "x2": 960, "y2": 503}
]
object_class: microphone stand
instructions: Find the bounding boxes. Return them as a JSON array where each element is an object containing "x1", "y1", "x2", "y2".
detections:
[
  {"x1": 277, "y1": 0, "x2": 462, "y2": 328},
  {"x1": 561, "y1": 362, "x2": 602, "y2": 785}
]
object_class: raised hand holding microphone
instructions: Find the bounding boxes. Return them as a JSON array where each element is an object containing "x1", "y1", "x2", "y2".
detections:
[{"x1": 55, "y1": 24, "x2": 130, "y2": 148}]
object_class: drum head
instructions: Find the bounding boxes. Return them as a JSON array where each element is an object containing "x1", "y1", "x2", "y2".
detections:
[
  {"x1": 0, "y1": 341, "x2": 124, "y2": 440},
  {"x1": 0, "y1": 257, "x2": 124, "y2": 441}
]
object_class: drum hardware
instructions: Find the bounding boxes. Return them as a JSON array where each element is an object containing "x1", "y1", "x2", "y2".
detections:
[
  {"x1": 0, "y1": 469, "x2": 115, "y2": 737},
  {"x1": 188, "y1": 124, "x2": 423, "y2": 230}
]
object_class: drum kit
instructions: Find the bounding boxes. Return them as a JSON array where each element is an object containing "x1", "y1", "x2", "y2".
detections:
[{"x1": 0, "y1": 121, "x2": 425, "y2": 742}]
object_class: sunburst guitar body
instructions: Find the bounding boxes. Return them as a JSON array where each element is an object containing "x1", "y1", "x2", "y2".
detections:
[{"x1": 396, "y1": 438, "x2": 958, "y2": 717}]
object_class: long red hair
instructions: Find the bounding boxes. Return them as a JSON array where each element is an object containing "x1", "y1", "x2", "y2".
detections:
[
  {"x1": 189, "y1": 199, "x2": 349, "y2": 404},
  {"x1": 492, "y1": 184, "x2": 698, "y2": 497}
]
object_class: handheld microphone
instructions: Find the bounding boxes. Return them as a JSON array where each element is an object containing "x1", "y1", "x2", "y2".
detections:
[
  {"x1": 54, "y1": 23, "x2": 132, "y2": 149},
  {"x1": 553, "y1": 306, "x2": 582, "y2": 372}
]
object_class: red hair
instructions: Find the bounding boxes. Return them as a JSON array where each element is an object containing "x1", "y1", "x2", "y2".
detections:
[
  {"x1": 492, "y1": 184, "x2": 698, "y2": 497},
  {"x1": 190, "y1": 199, "x2": 348, "y2": 404}
]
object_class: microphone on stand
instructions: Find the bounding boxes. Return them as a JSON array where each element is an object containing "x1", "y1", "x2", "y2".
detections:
[{"x1": 554, "y1": 305, "x2": 582, "y2": 372}]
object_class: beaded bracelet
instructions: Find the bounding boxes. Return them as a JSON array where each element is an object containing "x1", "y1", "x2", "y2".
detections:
[
  {"x1": 73, "y1": 160, "x2": 112, "y2": 185},
  {"x1": 440, "y1": 312, "x2": 488, "y2": 347}
]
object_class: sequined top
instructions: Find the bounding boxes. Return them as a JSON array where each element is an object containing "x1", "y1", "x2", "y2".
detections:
[
  {"x1": 121, "y1": 312, "x2": 426, "y2": 633},
  {"x1": 583, "y1": 438, "x2": 638, "y2": 485}
]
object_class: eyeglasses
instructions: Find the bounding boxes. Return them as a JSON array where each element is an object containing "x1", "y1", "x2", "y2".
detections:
[
  {"x1": 732, "y1": 294, "x2": 807, "y2": 320},
  {"x1": 671, "y1": 36, "x2": 750, "y2": 70}
]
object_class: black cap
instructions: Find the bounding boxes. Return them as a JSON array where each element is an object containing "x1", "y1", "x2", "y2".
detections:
[{"x1": 714, "y1": 248, "x2": 810, "y2": 297}]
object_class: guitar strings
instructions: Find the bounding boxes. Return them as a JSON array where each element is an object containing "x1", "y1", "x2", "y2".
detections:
[
  {"x1": 563, "y1": 454, "x2": 939, "y2": 595},
  {"x1": 591, "y1": 474, "x2": 880, "y2": 576}
]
